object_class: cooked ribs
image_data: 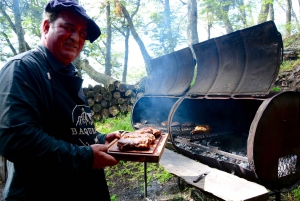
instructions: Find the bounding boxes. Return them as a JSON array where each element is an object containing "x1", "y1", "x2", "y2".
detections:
[
  {"x1": 137, "y1": 126, "x2": 161, "y2": 137},
  {"x1": 117, "y1": 127, "x2": 162, "y2": 151},
  {"x1": 117, "y1": 137, "x2": 152, "y2": 151},
  {"x1": 122, "y1": 132, "x2": 155, "y2": 144}
]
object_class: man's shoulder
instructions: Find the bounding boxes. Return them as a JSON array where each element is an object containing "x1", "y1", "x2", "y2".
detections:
[
  {"x1": 3, "y1": 49, "x2": 47, "y2": 72},
  {"x1": 9, "y1": 49, "x2": 41, "y2": 64}
]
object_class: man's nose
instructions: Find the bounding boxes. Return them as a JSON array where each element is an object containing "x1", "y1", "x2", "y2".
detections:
[{"x1": 70, "y1": 31, "x2": 80, "y2": 42}]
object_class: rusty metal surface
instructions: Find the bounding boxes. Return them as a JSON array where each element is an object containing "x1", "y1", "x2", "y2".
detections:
[
  {"x1": 188, "y1": 21, "x2": 283, "y2": 97},
  {"x1": 144, "y1": 47, "x2": 195, "y2": 96},
  {"x1": 248, "y1": 91, "x2": 300, "y2": 192}
]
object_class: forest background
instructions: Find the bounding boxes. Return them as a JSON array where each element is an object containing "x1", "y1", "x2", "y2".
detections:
[{"x1": 0, "y1": 0, "x2": 299, "y2": 88}]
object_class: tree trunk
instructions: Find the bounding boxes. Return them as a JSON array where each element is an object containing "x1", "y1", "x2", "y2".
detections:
[
  {"x1": 269, "y1": 1, "x2": 274, "y2": 21},
  {"x1": 187, "y1": 0, "x2": 199, "y2": 46},
  {"x1": 120, "y1": 2, "x2": 152, "y2": 75},
  {"x1": 286, "y1": 0, "x2": 292, "y2": 36},
  {"x1": 105, "y1": 1, "x2": 112, "y2": 76},
  {"x1": 81, "y1": 59, "x2": 117, "y2": 87},
  {"x1": 72, "y1": 56, "x2": 82, "y2": 78},
  {"x1": 122, "y1": 27, "x2": 130, "y2": 82},
  {"x1": 237, "y1": 0, "x2": 247, "y2": 27},
  {"x1": 163, "y1": 0, "x2": 175, "y2": 53},
  {"x1": 257, "y1": 0, "x2": 270, "y2": 24},
  {"x1": 12, "y1": 0, "x2": 27, "y2": 53}
]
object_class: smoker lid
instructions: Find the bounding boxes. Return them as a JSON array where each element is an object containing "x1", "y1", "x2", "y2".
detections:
[
  {"x1": 144, "y1": 47, "x2": 195, "y2": 96},
  {"x1": 187, "y1": 21, "x2": 283, "y2": 97}
]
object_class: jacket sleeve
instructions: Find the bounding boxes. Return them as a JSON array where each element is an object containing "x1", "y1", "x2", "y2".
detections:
[
  {"x1": 0, "y1": 58, "x2": 94, "y2": 171},
  {"x1": 97, "y1": 133, "x2": 107, "y2": 144}
]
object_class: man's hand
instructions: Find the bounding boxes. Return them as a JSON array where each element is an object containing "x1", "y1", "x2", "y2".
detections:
[
  {"x1": 90, "y1": 144, "x2": 118, "y2": 169},
  {"x1": 104, "y1": 131, "x2": 121, "y2": 145}
]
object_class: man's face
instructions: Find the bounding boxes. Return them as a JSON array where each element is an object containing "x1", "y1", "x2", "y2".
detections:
[{"x1": 42, "y1": 10, "x2": 88, "y2": 66}]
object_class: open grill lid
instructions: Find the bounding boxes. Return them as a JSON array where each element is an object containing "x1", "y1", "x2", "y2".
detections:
[
  {"x1": 144, "y1": 47, "x2": 195, "y2": 96},
  {"x1": 187, "y1": 21, "x2": 283, "y2": 97}
]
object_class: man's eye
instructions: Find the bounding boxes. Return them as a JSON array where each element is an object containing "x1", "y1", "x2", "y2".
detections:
[
  {"x1": 65, "y1": 27, "x2": 73, "y2": 31},
  {"x1": 80, "y1": 32, "x2": 87, "y2": 38}
]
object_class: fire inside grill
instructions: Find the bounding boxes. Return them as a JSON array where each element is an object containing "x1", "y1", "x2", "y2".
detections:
[{"x1": 131, "y1": 21, "x2": 300, "y2": 193}]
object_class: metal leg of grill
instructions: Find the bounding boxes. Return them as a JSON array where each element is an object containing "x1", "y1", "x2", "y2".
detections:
[
  {"x1": 269, "y1": 191, "x2": 281, "y2": 201},
  {"x1": 144, "y1": 162, "x2": 147, "y2": 198}
]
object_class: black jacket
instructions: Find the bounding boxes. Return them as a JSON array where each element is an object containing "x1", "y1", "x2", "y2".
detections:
[{"x1": 0, "y1": 45, "x2": 110, "y2": 201}]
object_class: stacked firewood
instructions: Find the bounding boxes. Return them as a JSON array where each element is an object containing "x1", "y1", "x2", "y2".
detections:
[{"x1": 83, "y1": 80, "x2": 144, "y2": 121}]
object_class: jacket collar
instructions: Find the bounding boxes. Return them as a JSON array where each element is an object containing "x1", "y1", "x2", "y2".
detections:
[{"x1": 37, "y1": 45, "x2": 78, "y2": 76}]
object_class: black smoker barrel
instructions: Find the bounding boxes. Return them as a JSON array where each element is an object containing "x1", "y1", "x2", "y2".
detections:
[{"x1": 132, "y1": 21, "x2": 300, "y2": 192}]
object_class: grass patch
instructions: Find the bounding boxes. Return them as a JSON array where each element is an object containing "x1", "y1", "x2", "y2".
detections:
[
  {"x1": 280, "y1": 59, "x2": 300, "y2": 73},
  {"x1": 94, "y1": 113, "x2": 134, "y2": 134}
]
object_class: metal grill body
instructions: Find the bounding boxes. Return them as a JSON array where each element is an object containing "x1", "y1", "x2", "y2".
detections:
[{"x1": 131, "y1": 21, "x2": 300, "y2": 192}]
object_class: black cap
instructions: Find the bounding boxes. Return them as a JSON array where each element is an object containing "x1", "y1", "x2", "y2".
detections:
[{"x1": 44, "y1": 0, "x2": 101, "y2": 43}]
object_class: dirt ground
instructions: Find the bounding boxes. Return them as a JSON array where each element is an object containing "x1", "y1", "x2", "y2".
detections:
[{"x1": 0, "y1": 160, "x2": 297, "y2": 201}]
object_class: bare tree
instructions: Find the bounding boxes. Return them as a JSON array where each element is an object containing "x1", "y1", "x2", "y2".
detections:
[
  {"x1": 187, "y1": 0, "x2": 199, "y2": 46},
  {"x1": 268, "y1": 1, "x2": 274, "y2": 21},
  {"x1": 120, "y1": 1, "x2": 152, "y2": 75},
  {"x1": 105, "y1": 1, "x2": 112, "y2": 76},
  {"x1": 257, "y1": 0, "x2": 270, "y2": 24},
  {"x1": 286, "y1": 0, "x2": 292, "y2": 36}
]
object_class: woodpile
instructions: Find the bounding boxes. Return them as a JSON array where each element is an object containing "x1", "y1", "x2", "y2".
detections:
[
  {"x1": 283, "y1": 47, "x2": 300, "y2": 60},
  {"x1": 83, "y1": 80, "x2": 143, "y2": 121}
]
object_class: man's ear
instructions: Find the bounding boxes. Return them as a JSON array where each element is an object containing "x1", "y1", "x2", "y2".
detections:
[{"x1": 43, "y1": 20, "x2": 50, "y2": 34}]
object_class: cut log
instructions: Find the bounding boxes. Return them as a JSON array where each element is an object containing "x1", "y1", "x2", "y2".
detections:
[
  {"x1": 92, "y1": 113, "x2": 101, "y2": 121},
  {"x1": 136, "y1": 92, "x2": 144, "y2": 99},
  {"x1": 113, "y1": 91, "x2": 121, "y2": 99},
  {"x1": 83, "y1": 87, "x2": 89, "y2": 95},
  {"x1": 88, "y1": 98, "x2": 95, "y2": 107},
  {"x1": 103, "y1": 91, "x2": 112, "y2": 101},
  {"x1": 101, "y1": 108, "x2": 110, "y2": 119},
  {"x1": 118, "y1": 83, "x2": 128, "y2": 93},
  {"x1": 100, "y1": 100, "x2": 109, "y2": 108},
  {"x1": 88, "y1": 84, "x2": 93, "y2": 91},
  {"x1": 93, "y1": 85, "x2": 102, "y2": 93},
  {"x1": 101, "y1": 86, "x2": 108, "y2": 93},
  {"x1": 110, "y1": 98, "x2": 119, "y2": 106},
  {"x1": 125, "y1": 89, "x2": 135, "y2": 97},
  {"x1": 113, "y1": 80, "x2": 120, "y2": 88},
  {"x1": 109, "y1": 105, "x2": 119, "y2": 117},
  {"x1": 119, "y1": 104, "x2": 128, "y2": 113},
  {"x1": 129, "y1": 97, "x2": 136, "y2": 104},
  {"x1": 127, "y1": 105, "x2": 133, "y2": 113},
  {"x1": 94, "y1": 93, "x2": 103, "y2": 102},
  {"x1": 108, "y1": 83, "x2": 116, "y2": 92},
  {"x1": 86, "y1": 91, "x2": 95, "y2": 98},
  {"x1": 127, "y1": 84, "x2": 135, "y2": 90},
  {"x1": 118, "y1": 98, "x2": 125, "y2": 105},
  {"x1": 92, "y1": 104, "x2": 102, "y2": 113}
]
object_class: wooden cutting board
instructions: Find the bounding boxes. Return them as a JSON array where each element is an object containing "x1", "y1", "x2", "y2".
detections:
[{"x1": 107, "y1": 133, "x2": 169, "y2": 163}]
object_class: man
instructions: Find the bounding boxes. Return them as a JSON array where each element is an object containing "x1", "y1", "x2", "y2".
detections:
[{"x1": 0, "y1": 0, "x2": 120, "y2": 200}]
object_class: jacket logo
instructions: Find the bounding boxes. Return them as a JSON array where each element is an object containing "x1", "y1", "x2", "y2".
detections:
[{"x1": 70, "y1": 105, "x2": 97, "y2": 136}]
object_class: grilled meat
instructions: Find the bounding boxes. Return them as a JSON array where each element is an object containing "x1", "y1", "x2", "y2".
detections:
[
  {"x1": 191, "y1": 125, "x2": 211, "y2": 134},
  {"x1": 122, "y1": 132, "x2": 155, "y2": 144},
  {"x1": 137, "y1": 126, "x2": 161, "y2": 137},
  {"x1": 117, "y1": 137, "x2": 151, "y2": 151}
]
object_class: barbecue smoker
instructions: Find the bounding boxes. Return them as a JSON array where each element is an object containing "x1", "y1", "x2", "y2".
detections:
[{"x1": 131, "y1": 20, "x2": 300, "y2": 193}]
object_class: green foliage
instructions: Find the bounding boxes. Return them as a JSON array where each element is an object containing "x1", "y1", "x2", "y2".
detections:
[
  {"x1": 110, "y1": 194, "x2": 118, "y2": 201},
  {"x1": 155, "y1": 166, "x2": 172, "y2": 183},
  {"x1": 280, "y1": 59, "x2": 300, "y2": 72},
  {"x1": 94, "y1": 113, "x2": 134, "y2": 134},
  {"x1": 292, "y1": 186, "x2": 300, "y2": 200},
  {"x1": 271, "y1": 86, "x2": 280, "y2": 92}
]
